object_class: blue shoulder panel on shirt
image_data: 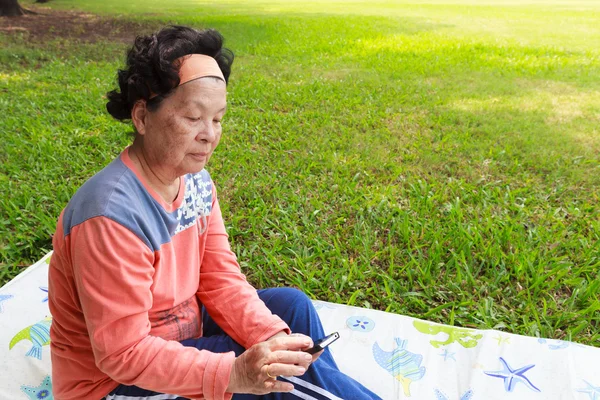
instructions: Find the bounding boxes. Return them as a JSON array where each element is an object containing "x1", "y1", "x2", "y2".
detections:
[{"x1": 62, "y1": 156, "x2": 214, "y2": 252}]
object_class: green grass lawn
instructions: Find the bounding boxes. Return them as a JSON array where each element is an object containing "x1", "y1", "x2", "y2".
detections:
[{"x1": 1, "y1": 0, "x2": 599, "y2": 344}]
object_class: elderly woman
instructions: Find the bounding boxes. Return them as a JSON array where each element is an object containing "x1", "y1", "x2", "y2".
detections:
[{"x1": 48, "y1": 26, "x2": 380, "y2": 400}]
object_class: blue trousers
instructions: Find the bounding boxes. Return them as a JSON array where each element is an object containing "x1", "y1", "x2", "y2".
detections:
[{"x1": 104, "y1": 288, "x2": 381, "y2": 400}]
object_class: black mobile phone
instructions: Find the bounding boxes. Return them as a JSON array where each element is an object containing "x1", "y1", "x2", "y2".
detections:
[{"x1": 304, "y1": 332, "x2": 340, "y2": 354}]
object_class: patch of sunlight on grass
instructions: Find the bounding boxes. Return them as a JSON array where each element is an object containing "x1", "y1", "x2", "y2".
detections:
[
  {"x1": 480, "y1": 51, "x2": 594, "y2": 70},
  {"x1": 320, "y1": 68, "x2": 367, "y2": 81},
  {"x1": 0, "y1": 71, "x2": 32, "y2": 84},
  {"x1": 448, "y1": 81, "x2": 600, "y2": 151},
  {"x1": 452, "y1": 80, "x2": 597, "y2": 115},
  {"x1": 354, "y1": 34, "x2": 445, "y2": 53}
]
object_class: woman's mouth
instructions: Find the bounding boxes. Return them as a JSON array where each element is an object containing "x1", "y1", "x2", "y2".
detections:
[{"x1": 190, "y1": 152, "x2": 209, "y2": 160}]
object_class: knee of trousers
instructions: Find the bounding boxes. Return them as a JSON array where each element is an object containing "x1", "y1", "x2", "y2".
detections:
[
  {"x1": 264, "y1": 287, "x2": 324, "y2": 338},
  {"x1": 270, "y1": 287, "x2": 312, "y2": 307},
  {"x1": 264, "y1": 287, "x2": 316, "y2": 317}
]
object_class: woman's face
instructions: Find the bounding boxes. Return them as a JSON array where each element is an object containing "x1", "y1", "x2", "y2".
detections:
[{"x1": 135, "y1": 77, "x2": 227, "y2": 178}]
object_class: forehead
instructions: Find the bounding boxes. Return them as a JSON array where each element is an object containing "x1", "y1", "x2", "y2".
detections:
[{"x1": 171, "y1": 77, "x2": 227, "y2": 109}]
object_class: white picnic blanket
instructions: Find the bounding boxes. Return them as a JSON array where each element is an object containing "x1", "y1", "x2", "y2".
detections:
[{"x1": 1, "y1": 252, "x2": 599, "y2": 399}]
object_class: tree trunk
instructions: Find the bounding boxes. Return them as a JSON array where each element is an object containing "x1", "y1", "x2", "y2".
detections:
[{"x1": 0, "y1": 0, "x2": 34, "y2": 16}]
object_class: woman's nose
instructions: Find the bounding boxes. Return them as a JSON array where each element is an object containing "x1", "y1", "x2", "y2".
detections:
[{"x1": 196, "y1": 120, "x2": 215, "y2": 142}]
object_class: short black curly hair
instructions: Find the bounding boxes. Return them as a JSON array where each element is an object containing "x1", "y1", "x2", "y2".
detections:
[{"x1": 106, "y1": 26, "x2": 234, "y2": 121}]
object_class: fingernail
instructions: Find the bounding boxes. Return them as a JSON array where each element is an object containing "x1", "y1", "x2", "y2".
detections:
[
  {"x1": 304, "y1": 354, "x2": 312, "y2": 362},
  {"x1": 297, "y1": 367, "x2": 306, "y2": 375}
]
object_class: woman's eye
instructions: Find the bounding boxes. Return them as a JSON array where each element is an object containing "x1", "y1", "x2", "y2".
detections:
[{"x1": 186, "y1": 116, "x2": 222, "y2": 123}]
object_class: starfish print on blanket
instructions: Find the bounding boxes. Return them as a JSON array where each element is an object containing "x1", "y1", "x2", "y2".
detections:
[
  {"x1": 577, "y1": 380, "x2": 600, "y2": 400},
  {"x1": 484, "y1": 357, "x2": 541, "y2": 393},
  {"x1": 39, "y1": 286, "x2": 49, "y2": 302},
  {"x1": 21, "y1": 375, "x2": 53, "y2": 399},
  {"x1": 439, "y1": 349, "x2": 456, "y2": 362},
  {"x1": 493, "y1": 334, "x2": 510, "y2": 345}
]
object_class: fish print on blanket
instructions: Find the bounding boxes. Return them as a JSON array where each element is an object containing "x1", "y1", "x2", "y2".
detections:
[
  {"x1": 9, "y1": 317, "x2": 52, "y2": 360},
  {"x1": 346, "y1": 316, "x2": 375, "y2": 332},
  {"x1": 21, "y1": 375, "x2": 53, "y2": 400},
  {"x1": 373, "y1": 337, "x2": 426, "y2": 397},
  {"x1": 0, "y1": 294, "x2": 14, "y2": 313},
  {"x1": 483, "y1": 357, "x2": 541, "y2": 393},
  {"x1": 576, "y1": 380, "x2": 600, "y2": 399},
  {"x1": 434, "y1": 388, "x2": 474, "y2": 400},
  {"x1": 413, "y1": 320, "x2": 483, "y2": 349}
]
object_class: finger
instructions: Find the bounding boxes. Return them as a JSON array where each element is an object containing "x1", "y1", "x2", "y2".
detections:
[
  {"x1": 269, "y1": 335, "x2": 312, "y2": 351},
  {"x1": 289, "y1": 333, "x2": 314, "y2": 350},
  {"x1": 266, "y1": 362, "x2": 307, "y2": 378},
  {"x1": 311, "y1": 349, "x2": 324, "y2": 363},
  {"x1": 264, "y1": 380, "x2": 294, "y2": 393},
  {"x1": 268, "y1": 350, "x2": 314, "y2": 369}
]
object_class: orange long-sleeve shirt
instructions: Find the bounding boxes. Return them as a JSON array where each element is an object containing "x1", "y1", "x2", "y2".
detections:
[{"x1": 48, "y1": 148, "x2": 290, "y2": 400}]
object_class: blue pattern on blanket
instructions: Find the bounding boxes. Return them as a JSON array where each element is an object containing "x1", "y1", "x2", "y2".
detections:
[
  {"x1": 20, "y1": 375, "x2": 53, "y2": 399},
  {"x1": 537, "y1": 338, "x2": 570, "y2": 350},
  {"x1": 39, "y1": 287, "x2": 48, "y2": 303},
  {"x1": 9, "y1": 317, "x2": 52, "y2": 360},
  {"x1": 312, "y1": 300, "x2": 337, "y2": 311},
  {"x1": 346, "y1": 316, "x2": 375, "y2": 332},
  {"x1": 439, "y1": 349, "x2": 456, "y2": 362},
  {"x1": 0, "y1": 294, "x2": 13, "y2": 313},
  {"x1": 576, "y1": 380, "x2": 600, "y2": 400},
  {"x1": 484, "y1": 357, "x2": 541, "y2": 393},
  {"x1": 434, "y1": 388, "x2": 474, "y2": 400},
  {"x1": 373, "y1": 337, "x2": 426, "y2": 397}
]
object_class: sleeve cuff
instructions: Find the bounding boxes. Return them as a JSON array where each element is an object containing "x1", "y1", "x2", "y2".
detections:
[
  {"x1": 202, "y1": 351, "x2": 236, "y2": 400},
  {"x1": 247, "y1": 320, "x2": 291, "y2": 347}
]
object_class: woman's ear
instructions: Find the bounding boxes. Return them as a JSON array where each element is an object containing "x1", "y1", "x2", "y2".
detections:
[{"x1": 131, "y1": 100, "x2": 148, "y2": 135}]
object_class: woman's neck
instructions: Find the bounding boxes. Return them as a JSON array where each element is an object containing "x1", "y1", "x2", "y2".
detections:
[{"x1": 129, "y1": 140, "x2": 180, "y2": 204}]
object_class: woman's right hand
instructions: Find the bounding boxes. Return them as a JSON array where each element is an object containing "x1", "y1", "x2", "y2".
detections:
[{"x1": 226, "y1": 335, "x2": 315, "y2": 394}]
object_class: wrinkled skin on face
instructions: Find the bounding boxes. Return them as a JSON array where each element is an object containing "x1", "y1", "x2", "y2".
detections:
[{"x1": 130, "y1": 77, "x2": 227, "y2": 201}]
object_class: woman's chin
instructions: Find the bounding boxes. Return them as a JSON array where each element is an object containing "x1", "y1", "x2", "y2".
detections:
[{"x1": 183, "y1": 160, "x2": 208, "y2": 175}]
